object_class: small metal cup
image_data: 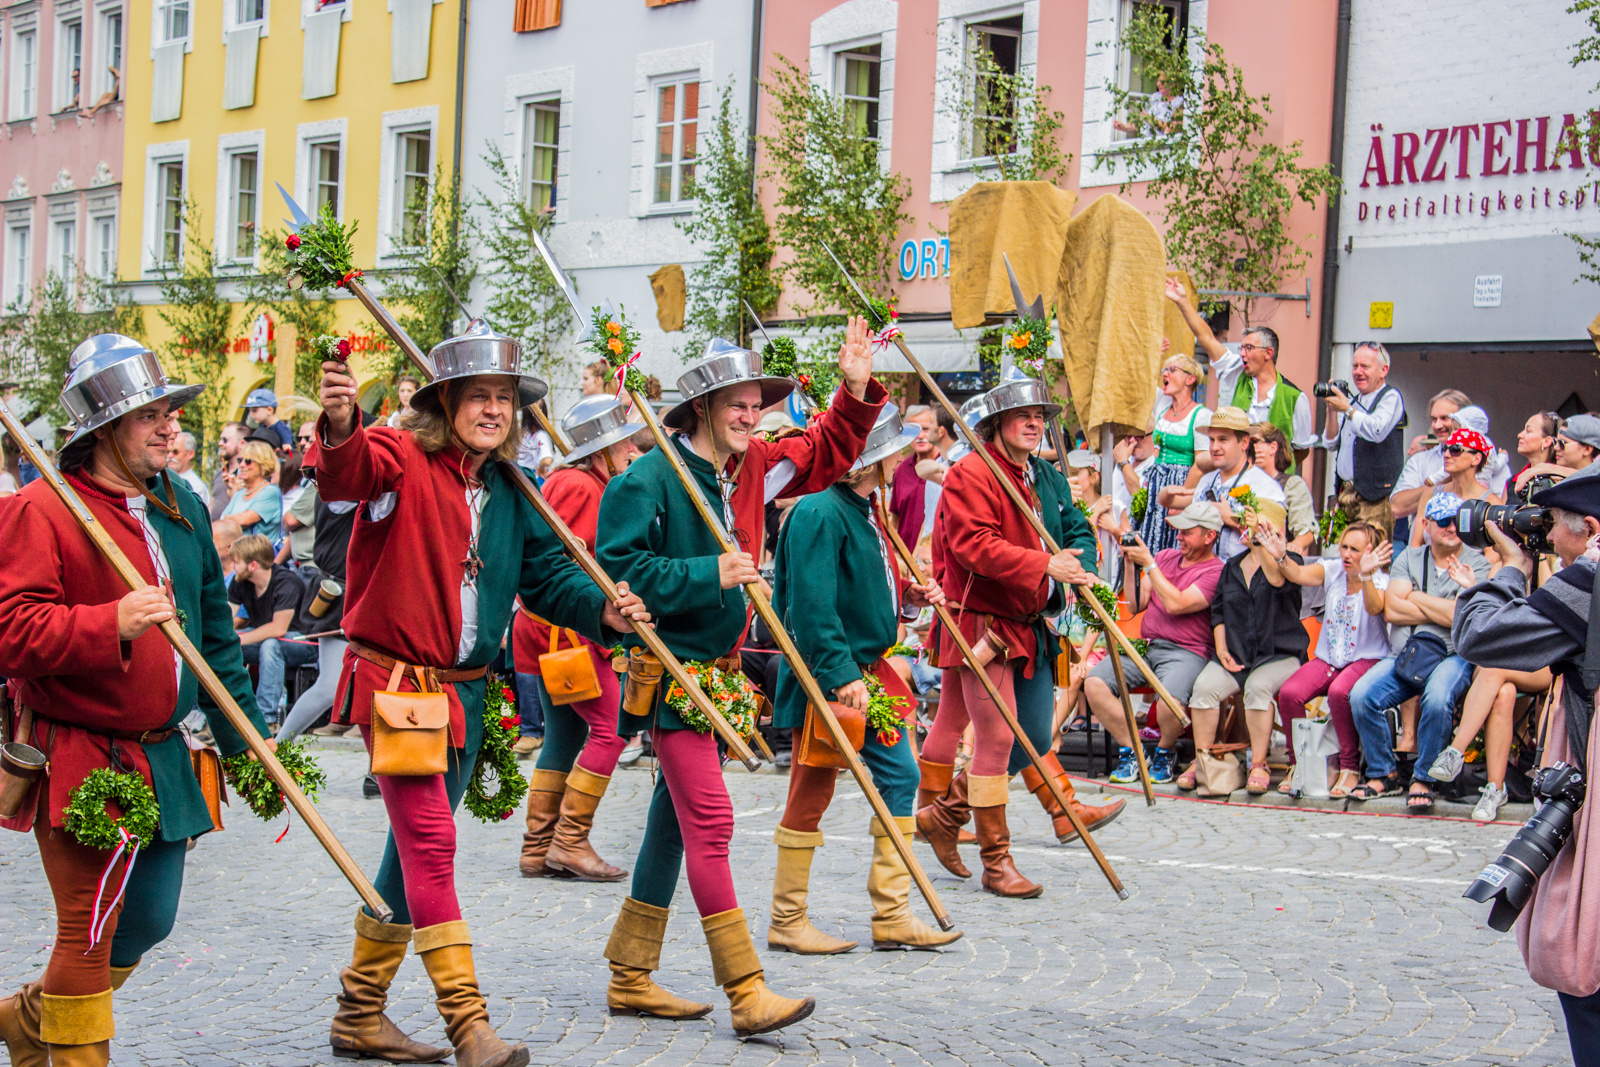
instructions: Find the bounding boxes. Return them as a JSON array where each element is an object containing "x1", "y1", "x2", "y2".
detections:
[
  {"x1": 309, "y1": 579, "x2": 343, "y2": 619},
  {"x1": 0, "y1": 742, "x2": 47, "y2": 820}
]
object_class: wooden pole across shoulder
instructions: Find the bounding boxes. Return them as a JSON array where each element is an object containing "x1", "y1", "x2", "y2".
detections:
[{"x1": 0, "y1": 402, "x2": 393, "y2": 923}]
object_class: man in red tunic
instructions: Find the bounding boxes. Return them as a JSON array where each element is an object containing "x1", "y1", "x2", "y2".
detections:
[{"x1": 0, "y1": 336, "x2": 275, "y2": 1067}]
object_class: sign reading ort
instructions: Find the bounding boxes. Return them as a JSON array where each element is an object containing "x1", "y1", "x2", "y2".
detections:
[{"x1": 898, "y1": 238, "x2": 951, "y2": 281}]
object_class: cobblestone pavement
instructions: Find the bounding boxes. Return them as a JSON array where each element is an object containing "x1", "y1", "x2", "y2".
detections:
[{"x1": 0, "y1": 745, "x2": 1571, "y2": 1066}]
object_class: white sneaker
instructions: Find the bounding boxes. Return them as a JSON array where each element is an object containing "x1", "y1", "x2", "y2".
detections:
[
  {"x1": 1428, "y1": 746, "x2": 1465, "y2": 782},
  {"x1": 1472, "y1": 782, "x2": 1508, "y2": 823}
]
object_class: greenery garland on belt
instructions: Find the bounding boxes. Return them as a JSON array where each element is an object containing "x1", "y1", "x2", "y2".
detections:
[
  {"x1": 884, "y1": 642, "x2": 919, "y2": 660},
  {"x1": 664, "y1": 661, "x2": 759, "y2": 737},
  {"x1": 1006, "y1": 316, "x2": 1052, "y2": 378},
  {"x1": 63, "y1": 768, "x2": 160, "y2": 851},
  {"x1": 588, "y1": 306, "x2": 647, "y2": 397},
  {"x1": 1130, "y1": 487, "x2": 1149, "y2": 525},
  {"x1": 1318, "y1": 506, "x2": 1350, "y2": 547},
  {"x1": 862, "y1": 672, "x2": 912, "y2": 747},
  {"x1": 222, "y1": 740, "x2": 326, "y2": 822},
  {"x1": 284, "y1": 205, "x2": 361, "y2": 292},
  {"x1": 465, "y1": 680, "x2": 527, "y2": 822},
  {"x1": 1075, "y1": 581, "x2": 1122, "y2": 632}
]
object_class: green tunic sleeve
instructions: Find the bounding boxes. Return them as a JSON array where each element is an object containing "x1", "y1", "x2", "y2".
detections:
[
  {"x1": 1035, "y1": 457, "x2": 1100, "y2": 578},
  {"x1": 596, "y1": 458, "x2": 727, "y2": 624}
]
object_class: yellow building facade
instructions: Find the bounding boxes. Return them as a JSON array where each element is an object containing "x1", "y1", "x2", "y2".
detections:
[{"x1": 120, "y1": 0, "x2": 462, "y2": 422}]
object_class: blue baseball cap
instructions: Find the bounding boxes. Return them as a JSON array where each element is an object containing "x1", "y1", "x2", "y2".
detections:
[
  {"x1": 244, "y1": 388, "x2": 278, "y2": 409},
  {"x1": 1424, "y1": 491, "x2": 1463, "y2": 523}
]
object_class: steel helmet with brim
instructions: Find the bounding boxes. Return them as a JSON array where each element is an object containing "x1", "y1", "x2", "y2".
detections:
[
  {"x1": 411, "y1": 318, "x2": 549, "y2": 415},
  {"x1": 972, "y1": 368, "x2": 1062, "y2": 437},
  {"x1": 660, "y1": 337, "x2": 795, "y2": 431},
  {"x1": 852, "y1": 405, "x2": 922, "y2": 471},
  {"x1": 559, "y1": 394, "x2": 646, "y2": 466}
]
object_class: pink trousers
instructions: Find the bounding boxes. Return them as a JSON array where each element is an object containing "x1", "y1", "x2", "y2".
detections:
[{"x1": 920, "y1": 662, "x2": 1018, "y2": 777}]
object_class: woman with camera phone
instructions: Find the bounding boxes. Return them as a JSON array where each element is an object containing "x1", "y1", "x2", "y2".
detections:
[{"x1": 1412, "y1": 429, "x2": 1502, "y2": 549}]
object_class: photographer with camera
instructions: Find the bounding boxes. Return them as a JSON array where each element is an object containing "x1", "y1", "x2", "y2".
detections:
[
  {"x1": 1319, "y1": 342, "x2": 1408, "y2": 537},
  {"x1": 1453, "y1": 470, "x2": 1600, "y2": 1063}
]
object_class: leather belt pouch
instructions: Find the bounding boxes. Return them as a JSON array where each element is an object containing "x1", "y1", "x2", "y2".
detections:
[
  {"x1": 541, "y1": 628, "x2": 602, "y2": 706},
  {"x1": 189, "y1": 744, "x2": 228, "y2": 832},
  {"x1": 623, "y1": 649, "x2": 665, "y2": 717},
  {"x1": 370, "y1": 662, "x2": 449, "y2": 776},
  {"x1": 797, "y1": 700, "x2": 866, "y2": 770}
]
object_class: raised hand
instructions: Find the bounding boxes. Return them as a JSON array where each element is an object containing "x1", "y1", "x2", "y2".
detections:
[
  {"x1": 1360, "y1": 540, "x2": 1392, "y2": 577},
  {"x1": 320, "y1": 359, "x2": 359, "y2": 444},
  {"x1": 1164, "y1": 277, "x2": 1187, "y2": 303},
  {"x1": 837, "y1": 315, "x2": 873, "y2": 399}
]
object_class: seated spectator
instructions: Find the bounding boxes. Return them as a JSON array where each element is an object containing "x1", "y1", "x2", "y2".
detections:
[
  {"x1": 166, "y1": 430, "x2": 209, "y2": 498},
  {"x1": 1429, "y1": 661, "x2": 1551, "y2": 822},
  {"x1": 282, "y1": 463, "x2": 318, "y2": 569},
  {"x1": 1515, "y1": 412, "x2": 1600, "y2": 492},
  {"x1": 220, "y1": 440, "x2": 283, "y2": 541},
  {"x1": 227, "y1": 534, "x2": 314, "y2": 725},
  {"x1": 1250, "y1": 423, "x2": 1315, "y2": 554},
  {"x1": 1084, "y1": 502, "x2": 1227, "y2": 784},
  {"x1": 1321, "y1": 341, "x2": 1407, "y2": 537},
  {"x1": 1410, "y1": 428, "x2": 1503, "y2": 546},
  {"x1": 212, "y1": 517, "x2": 243, "y2": 582},
  {"x1": 1164, "y1": 406, "x2": 1285, "y2": 560},
  {"x1": 1182, "y1": 501, "x2": 1307, "y2": 795},
  {"x1": 1347, "y1": 492, "x2": 1490, "y2": 809},
  {"x1": 1392, "y1": 389, "x2": 1471, "y2": 522},
  {"x1": 1266, "y1": 522, "x2": 1392, "y2": 797}
]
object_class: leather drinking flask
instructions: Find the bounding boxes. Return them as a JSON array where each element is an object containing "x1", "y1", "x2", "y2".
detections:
[
  {"x1": 797, "y1": 700, "x2": 867, "y2": 770},
  {"x1": 189, "y1": 744, "x2": 228, "y2": 832},
  {"x1": 370, "y1": 661, "x2": 450, "y2": 776},
  {"x1": 540, "y1": 628, "x2": 602, "y2": 706},
  {"x1": 623, "y1": 649, "x2": 665, "y2": 717}
]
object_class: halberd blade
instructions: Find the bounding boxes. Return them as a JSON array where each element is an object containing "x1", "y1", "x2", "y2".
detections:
[
  {"x1": 822, "y1": 242, "x2": 884, "y2": 328},
  {"x1": 277, "y1": 182, "x2": 311, "y2": 230},
  {"x1": 529, "y1": 228, "x2": 591, "y2": 339},
  {"x1": 1002, "y1": 253, "x2": 1046, "y2": 320}
]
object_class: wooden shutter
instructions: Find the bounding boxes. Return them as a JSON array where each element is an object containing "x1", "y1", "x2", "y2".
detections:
[{"x1": 514, "y1": 0, "x2": 561, "y2": 32}]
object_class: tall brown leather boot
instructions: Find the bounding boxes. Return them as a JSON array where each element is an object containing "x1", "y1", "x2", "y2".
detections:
[
  {"x1": 604, "y1": 898, "x2": 713, "y2": 1019},
  {"x1": 415, "y1": 922, "x2": 528, "y2": 1067},
  {"x1": 0, "y1": 981, "x2": 46, "y2": 1067},
  {"x1": 765, "y1": 827, "x2": 857, "y2": 954},
  {"x1": 915, "y1": 769, "x2": 973, "y2": 878},
  {"x1": 701, "y1": 909, "x2": 815, "y2": 1038},
  {"x1": 1021, "y1": 752, "x2": 1126, "y2": 844},
  {"x1": 867, "y1": 817, "x2": 963, "y2": 951},
  {"x1": 971, "y1": 774, "x2": 1042, "y2": 899},
  {"x1": 519, "y1": 769, "x2": 567, "y2": 877},
  {"x1": 914, "y1": 759, "x2": 976, "y2": 844},
  {"x1": 40, "y1": 989, "x2": 112, "y2": 1067},
  {"x1": 544, "y1": 768, "x2": 627, "y2": 882},
  {"x1": 329, "y1": 909, "x2": 450, "y2": 1062}
]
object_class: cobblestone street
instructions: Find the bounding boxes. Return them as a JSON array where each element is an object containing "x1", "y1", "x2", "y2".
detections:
[{"x1": 0, "y1": 744, "x2": 1571, "y2": 1066}]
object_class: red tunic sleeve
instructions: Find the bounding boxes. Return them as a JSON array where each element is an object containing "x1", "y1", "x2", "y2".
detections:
[
  {"x1": 307, "y1": 416, "x2": 407, "y2": 503},
  {"x1": 763, "y1": 379, "x2": 888, "y2": 498},
  {"x1": 0, "y1": 495, "x2": 125, "y2": 679}
]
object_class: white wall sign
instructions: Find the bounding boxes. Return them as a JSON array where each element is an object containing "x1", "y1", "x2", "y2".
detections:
[{"x1": 1473, "y1": 275, "x2": 1503, "y2": 307}]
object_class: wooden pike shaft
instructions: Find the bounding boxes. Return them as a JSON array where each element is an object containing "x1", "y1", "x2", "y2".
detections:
[
  {"x1": 888, "y1": 333, "x2": 1190, "y2": 731},
  {"x1": 871, "y1": 464, "x2": 1128, "y2": 899},
  {"x1": 630, "y1": 394, "x2": 954, "y2": 931},
  {"x1": 0, "y1": 403, "x2": 392, "y2": 922},
  {"x1": 342, "y1": 281, "x2": 759, "y2": 769},
  {"x1": 528, "y1": 402, "x2": 571, "y2": 457},
  {"x1": 1103, "y1": 635, "x2": 1157, "y2": 807}
]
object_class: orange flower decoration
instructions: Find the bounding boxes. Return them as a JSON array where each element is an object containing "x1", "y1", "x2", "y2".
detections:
[
  {"x1": 608, "y1": 337, "x2": 624, "y2": 354},
  {"x1": 606, "y1": 320, "x2": 622, "y2": 335},
  {"x1": 1228, "y1": 485, "x2": 1250, "y2": 499},
  {"x1": 1010, "y1": 332, "x2": 1032, "y2": 350}
]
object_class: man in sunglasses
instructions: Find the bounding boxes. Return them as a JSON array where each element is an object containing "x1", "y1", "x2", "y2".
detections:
[{"x1": 1321, "y1": 341, "x2": 1407, "y2": 538}]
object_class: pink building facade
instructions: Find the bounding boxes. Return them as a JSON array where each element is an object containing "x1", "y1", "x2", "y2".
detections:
[
  {"x1": 1, "y1": 0, "x2": 126, "y2": 308},
  {"x1": 757, "y1": 0, "x2": 1339, "y2": 392}
]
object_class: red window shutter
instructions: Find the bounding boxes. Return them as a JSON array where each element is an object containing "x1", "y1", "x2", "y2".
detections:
[{"x1": 514, "y1": 0, "x2": 561, "y2": 32}]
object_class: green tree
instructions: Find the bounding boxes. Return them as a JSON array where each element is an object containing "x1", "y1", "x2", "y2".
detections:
[
  {"x1": 0, "y1": 270, "x2": 142, "y2": 429},
  {"x1": 761, "y1": 55, "x2": 912, "y2": 321},
  {"x1": 1565, "y1": 0, "x2": 1600, "y2": 283},
  {"x1": 471, "y1": 145, "x2": 573, "y2": 381},
  {"x1": 242, "y1": 229, "x2": 337, "y2": 400},
  {"x1": 156, "y1": 201, "x2": 236, "y2": 474},
  {"x1": 677, "y1": 83, "x2": 779, "y2": 353},
  {"x1": 1098, "y1": 7, "x2": 1340, "y2": 322},
  {"x1": 380, "y1": 169, "x2": 478, "y2": 395},
  {"x1": 950, "y1": 49, "x2": 1073, "y2": 184}
]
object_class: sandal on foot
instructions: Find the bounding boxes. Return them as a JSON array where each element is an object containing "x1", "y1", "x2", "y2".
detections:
[
  {"x1": 1277, "y1": 766, "x2": 1298, "y2": 795},
  {"x1": 1246, "y1": 763, "x2": 1272, "y2": 795},
  {"x1": 1176, "y1": 765, "x2": 1198, "y2": 791},
  {"x1": 1348, "y1": 774, "x2": 1404, "y2": 801},
  {"x1": 1406, "y1": 784, "x2": 1435, "y2": 812},
  {"x1": 1329, "y1": 770, "x2": 1360, "y2": 799}
]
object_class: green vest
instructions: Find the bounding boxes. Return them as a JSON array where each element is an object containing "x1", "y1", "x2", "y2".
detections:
[{"x1": 1231, "y1": 370, "x2": 1303, "y2": 474}]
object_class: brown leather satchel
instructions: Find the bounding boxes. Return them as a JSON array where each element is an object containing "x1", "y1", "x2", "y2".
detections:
[
  {"x1": 622, "y1": 649, "x2": 665, "y2": 716},
  {"x1": 189, "y1": 745, "x2": 228, "y2": 832},
  {"x1": 540, "y1": 628, "x2": 602, "y2": 706},
  {"x1": 370, "y1": 661, "x2": 450, "y2": 776},
  {"x1": 797, "y1": 700, "x2": 867, "y2": 769}
]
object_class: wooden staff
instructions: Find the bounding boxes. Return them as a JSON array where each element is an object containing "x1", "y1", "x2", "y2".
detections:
[
  {"x1": 872, "y1": 464, "x2": 1128, "y2": 898},
  {"x1": 629, "y1": 395, "x2": 954, "y2": 931},
  {"x1": 527, "y1": 402, "x2": 571, "y2": 457},
  {"x1": 340, "y1": 279, "x2": 760, "y2": 770},
  {"x1": 0, "y1": 403, "x2": 392, "y2": 922}
]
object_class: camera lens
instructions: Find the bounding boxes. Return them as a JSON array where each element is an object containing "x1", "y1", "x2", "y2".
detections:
[{"x1": 1463, "y1": 761, "x2": 1585, "y2": 931}]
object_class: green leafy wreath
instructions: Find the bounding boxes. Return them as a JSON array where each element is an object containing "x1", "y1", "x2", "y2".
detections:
[
  {"x1": 862, "y1": 673, "x2": 911, "y2": 747},
  {"x1": 465, "y1": 679, "x2": 527, "y2": 823},
  {"x1": 63, "y1": 768, "x2": 160, "y2": 851},
  {"x1": 588, "y1": 306, "x2": 647, "y2": 397},
  {"x1": 1130, "y1": 487, "x2": 1149, "y2": 525},
  {"x1": 222, "y1": 739, "x2": 326, "y2": 822},
  {"x1": 284, "y1": 205, "x2": 362, "y2": 292},
  {"x1": 1075, "y1": 580, "x2": 1122, "y2": 633},
  {"x1": 1318, "y1": 506, "x2": 1350, "y2": 547},
  {"x1": 664, "y1": 661, "x2": 759, "y2": 737}
]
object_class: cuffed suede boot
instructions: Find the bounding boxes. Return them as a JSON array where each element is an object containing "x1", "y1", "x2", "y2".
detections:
[
  {"x1": 519, "y1": 769, "x2": 567, "y2": 877},
  {"x1": 701, "y1": 908, "x2": 815, "y2": 1038},
  {"x1": 329, "y1": 909, "x2": 449, "y2": 1062},
  {"x1": 414, "y1": 922, "x2": 528, "y2": 1067},
  {"x1": 765, "y1": 827, "x2": 857, "y2": 955},
  {"x1": 915, "y1": 759, "x2": 975, "y2": 844},
  {"x1": 1021, "y1": 752, "x2": 1126, "y2": 844},
  {"x1": 544, "y1": 767, "x2": 627, "y2": 882},
  {"x1": 971, "y1": 777, "x2": 1042, "y2": 899},
  {"x1": 915, "y1": 769, "x2": 973, "y2": 878},
  {"x1": 40, "y1": 988, "x2": 112, "y2": 1067},
  {"x1": 107, "y1": 961, "x2": 138, "y2": 993},
  {"x1": 604, "y1": 898, "x2": 713, "y2": 1019},
  {"x1": 868, "y1": 816, "x2": 963, "y2": 950},
  {"x1": 0, "y1": 981, "x2": 46, "y2": 1067}
]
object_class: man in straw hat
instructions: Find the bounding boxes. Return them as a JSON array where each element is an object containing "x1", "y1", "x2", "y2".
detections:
[
  {"x1": 0, "y1": 335, "x2": 276, "y2": 1067},
  {"x1": 593, "y1": 318, "x2": 886, "y2": 1036},
  {"x1": 766, "y1": 406, "x2": 962, "y2": 955},
  {"x1": 310, "y1": 320, "x2": 651, "y2": 1067},
  {"x1": 515, "y1": 394, "x2": 644, "y2": 883},
  {"x1": 1164, "y1": 406, "x2": 1286, "y2": 562},
  {"x1": 916, "y1": 371, "x2": 1123, "y2": 900}
]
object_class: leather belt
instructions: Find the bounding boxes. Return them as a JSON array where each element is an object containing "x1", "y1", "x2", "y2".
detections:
[
  {"x1": 31, "y1": 710, "x2": 175, "y2": 745},
  {"x1": 714, "y1": 652, "x2": 741, "y2": 673},
  {"x1": 349, "y1": 640, "x2": 488, "y2": 684}
]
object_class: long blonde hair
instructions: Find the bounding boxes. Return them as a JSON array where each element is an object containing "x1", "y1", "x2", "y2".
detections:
[{"x1": 399, "y1": 377, "x2": 522, "y2": 464}]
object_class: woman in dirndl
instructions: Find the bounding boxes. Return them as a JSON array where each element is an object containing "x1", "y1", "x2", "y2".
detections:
[{"x1": 1140, "y1": 353, "x2": 1211, "y2": 553}]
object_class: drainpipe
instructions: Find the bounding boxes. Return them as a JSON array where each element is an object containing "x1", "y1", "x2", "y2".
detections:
[
  {"x1": 743, "y1": 0, "x2": 765, "y2": 348},
  {"x1": 452, "y1": 0, "x2": 469, "y2": 189},
  {"x1": 1315, "y1": 0, "x2": 1352, "y2": 502}
]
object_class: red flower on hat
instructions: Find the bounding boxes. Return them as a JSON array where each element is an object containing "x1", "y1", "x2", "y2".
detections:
[
  {"x1": 286, "y1": 234, "x2": 301, "y2": 250},
  {"x1": 1445, "y1": 428, "x2": 1492, "y2": 454}
]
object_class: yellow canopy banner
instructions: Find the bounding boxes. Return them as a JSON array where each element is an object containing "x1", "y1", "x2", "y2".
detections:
[
  {"x1": 947, "y1": 181, "x2": 1077, "y2": 329},
  {"x1": 649, "y1": 264, "x2": 686, "y2": 333}
]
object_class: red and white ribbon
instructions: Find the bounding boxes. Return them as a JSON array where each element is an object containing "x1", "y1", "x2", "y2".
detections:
[
  {"x1": 870, "y1": 325, "x2": 902, "y2": 353},
  {"x1": 86, "y1": 828, "x2": 140, "y2": 953},
  {"x1": 611, "y1": 351, "x2": 643, "y2": 398}
]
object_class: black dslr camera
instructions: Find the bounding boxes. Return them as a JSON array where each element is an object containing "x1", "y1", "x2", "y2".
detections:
[
  {"x1": 1312, "y1": 380, "x2": 1352, "y2": 399},
  {"x1": 1120, "y1": 533, "x2": 1140, "y2": 548},
  {"x1": 1464, "y1": 762, "x2": 1586, "y2": 931},
  {"x1": 1456, "y1": 475, "x2": 1559, "y2": 555}
]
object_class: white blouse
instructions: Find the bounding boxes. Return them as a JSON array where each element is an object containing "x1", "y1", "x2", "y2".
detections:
[{"x1": 1314, "y1": 556, "x2": 1391, "y2": 668}]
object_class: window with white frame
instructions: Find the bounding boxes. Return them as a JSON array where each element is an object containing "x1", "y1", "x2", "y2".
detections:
[
  {"x1": 157, "y1": 161, "x2": 185, "y2": 266},
  {"x1": 12, "y1": 30, "x2": 38, "y2": 120},
  {"x1": 835, "y1": 44, "x2": 881, "y2": 141},
  {"x1": 6, "y1": 226, "x2": 31, "y2": 306},
  {"x1": 651, "y1": 75, "x2": 699, "y2": 206},
  {"x1": 58, "y1": 20, "x2": 83, "y2": 111},
  {"x1": 236, "y1": 0, "x2": 267, "y2": 25},
  {"x1": 395, "y1": 131, "x2": 431, "y2": 247},
  {"x1": 965, "y1": 15, "x2": 1021, "y2": 160},
  {"x1": 92, "y1": 214, "x2": 117, "y2": 280},
  {"x1": 1113, "y1": 0, "x2": 1187, "y2": 142},
  {"x1": 311, "y1": 141, "x2": 341, "y2": 218},
  {"x1": 99, "y1": 10, "x2": 124, "y2": 97},
  {"x1": 53, "y1": 219, "x2": 76, "y2": 281},
  {"x1": 523, "y1": 100, "x2": 559, "y2": 214},
  {"x1": 156, "y1": 0, "x2": 190, "y2": 45},
  {"x1": 228, "y1": 151, "x2": 259, "y2": 261}
]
